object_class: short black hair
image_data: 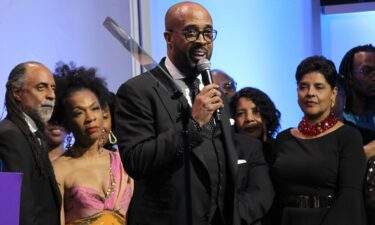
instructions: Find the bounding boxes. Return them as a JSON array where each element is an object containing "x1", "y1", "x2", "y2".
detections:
[
  {"x1": 230, "y1": 87, "x2": 281, "y2": 137},
  {"x1": 295, "y1": 56, "x2": 337, "y2": 89}
]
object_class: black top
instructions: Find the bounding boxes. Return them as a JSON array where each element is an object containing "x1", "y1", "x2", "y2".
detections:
[
  {"x1": 271, "y1": 124, "x2": 367, "y2": 225},
  {"x1": 262, "y1": 138, "x2": 275, "y2": 164}
]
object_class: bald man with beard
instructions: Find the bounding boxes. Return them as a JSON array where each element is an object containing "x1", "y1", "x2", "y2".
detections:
[{"x1": 115, "y1": 2, "x2": 274, "y2": 225}]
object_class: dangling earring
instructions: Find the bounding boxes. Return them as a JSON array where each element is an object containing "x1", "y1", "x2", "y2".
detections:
[
  {"x1": 108, "y1": 130, "x2": 117, "y2": 145},
  {"x1": 65, "y1": 132, "x2": 73, "y2": 149}
]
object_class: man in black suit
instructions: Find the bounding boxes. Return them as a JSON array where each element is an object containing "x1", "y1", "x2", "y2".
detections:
[
  {"x1": 0, "y1": 61, "x2": 61, "y2": 225},
  {"x1": 115, "y1": 2, "x2": 273, "y2": 224}
]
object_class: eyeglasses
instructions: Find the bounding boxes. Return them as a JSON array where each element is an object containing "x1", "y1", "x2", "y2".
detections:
[
  {"x1": 170, "y1": 28, "x2": 217, "y2": 43},
  {"x1": 352, "y1": 66, "x2": 375, "y2": 76},
  {"x1": 220, "y1": 81, "x2": 237, "y2": 92}
]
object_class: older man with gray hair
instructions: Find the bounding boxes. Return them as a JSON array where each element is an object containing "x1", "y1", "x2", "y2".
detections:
[{"x1": 0, "y1": 61, "x2": 60, "y2": 225}]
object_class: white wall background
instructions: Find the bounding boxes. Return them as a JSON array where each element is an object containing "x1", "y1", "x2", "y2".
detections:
[
  {"x1": 0, "y1": 0, "x2": 135, "y2": 118},
  {"x1": 321, "y1": 9, "x2": 375, "y2": 68}
]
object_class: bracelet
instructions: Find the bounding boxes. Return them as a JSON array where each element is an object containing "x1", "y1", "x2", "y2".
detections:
[{"x1": 191, "y1": 118, "x2": 202, "y2": 132}]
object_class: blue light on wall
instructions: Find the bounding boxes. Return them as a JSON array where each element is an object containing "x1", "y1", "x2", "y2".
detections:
[
  {"x1": 321, "y1": 10, "x2": 375, "y2": 67},
  {"x1": 0, "y1": 0, "x2": 133, "y2": 118},
  {"x1": 148, "y1": 0, "x2": 319, "y2": 131}
]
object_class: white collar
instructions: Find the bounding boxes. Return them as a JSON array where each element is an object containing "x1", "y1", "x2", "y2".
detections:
[
  {"x1": 165, "y1": 56, "x2": 186, "y2": 80},
  {"x1": 23, "y1": 112, "x2": 38, "y2": 133},
  {"x1": 164, "y1": 56, "x2": 204, "y2": 106},
  {"x1": 164, "y1": 56, "x2": 203, "y2": 83}
]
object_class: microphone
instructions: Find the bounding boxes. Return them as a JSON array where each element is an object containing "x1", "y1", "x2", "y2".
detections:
[{"x1": 196, "y1": 59, "x2": 221, "y2": 122}]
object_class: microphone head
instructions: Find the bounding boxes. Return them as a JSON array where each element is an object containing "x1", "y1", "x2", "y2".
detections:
[{"x1": 196, "y1": 59, "x2": 211, "y2": 72}]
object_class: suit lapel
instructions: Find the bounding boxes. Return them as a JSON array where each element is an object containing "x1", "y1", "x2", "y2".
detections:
[
  {"x1": 150, "y1": 62, "x2": 184, "y2": 124},
  {"x1": 220, "y1": 101, "x2": 238, "y2": 183},
  {"x1": 149, "y1": 60, "x2": 238, "y2": 181},
  {"x1": 39, "y1": 143, "x2": 62, "y2": 208},
  {"x1": 146, "y1": 61, "x2": 238, "y2": 185},
  {"x1": 153, "y1": 82, "x2": 181, "y2": 124},
  {"x1": 150, "y1": 61, "x2": 210, "y2": 173}
]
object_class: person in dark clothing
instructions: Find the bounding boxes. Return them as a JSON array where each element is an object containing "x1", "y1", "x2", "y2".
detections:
[
  {"x1": 230, "y1": 87, "x2": 281, "y2": 163},
  {"x1": 0, "y1": 61, "x2": 61, "y2": 225},
  {"x1": 338, "y1": 44, "x2": 375, "y2": 224},
  {"x1": 115, "y1": 2, "x2": 274, "y2": 224},
  {"x1": 271, "y1": 56, "x2": 367, "y2": 225}
]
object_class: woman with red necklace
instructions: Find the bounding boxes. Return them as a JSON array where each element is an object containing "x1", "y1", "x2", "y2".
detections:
[{"x1": 270, "y1": 56, "x2": 367, "y2": 225}]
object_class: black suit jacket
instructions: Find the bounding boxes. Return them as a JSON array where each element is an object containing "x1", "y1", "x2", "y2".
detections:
[
  {"x1": 116, "y1": 59, "x2": 239, "y2": 225},
  {"x1": 233, "y1": 133, "x2": 275, "y2": 225},
  {"x1": 0, "y1": 118, "x2": 61, "y2": 225}
]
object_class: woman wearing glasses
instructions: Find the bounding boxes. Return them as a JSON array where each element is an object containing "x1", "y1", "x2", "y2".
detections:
[{"x1": 271, "y1": 56, "x2": 367, "y2": 225}]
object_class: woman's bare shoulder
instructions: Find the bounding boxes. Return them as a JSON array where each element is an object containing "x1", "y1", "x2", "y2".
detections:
[{"x1": 52, "y1": 155, "x2": 76, "y2": 177}]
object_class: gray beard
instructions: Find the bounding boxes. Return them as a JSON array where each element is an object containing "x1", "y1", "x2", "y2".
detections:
[
  {"x1": 37, "y1": 106, "x2": 54, "y2": 123},
  {"x1": 24, "y1": 105, "x2": 54, "y2": 123}
]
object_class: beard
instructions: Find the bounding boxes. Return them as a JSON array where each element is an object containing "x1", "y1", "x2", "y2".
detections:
[
  {"x1": 187, "y1": 45, "x2": 212, "y2": 70},
  {"x1": 172, "y1": 43, "x2": 213, "y2": 75},
  {"x1": 25, "y1": 100, "x2": 55, "y2": 123}
]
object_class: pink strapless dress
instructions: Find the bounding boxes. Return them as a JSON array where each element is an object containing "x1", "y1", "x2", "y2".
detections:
[{"x1": 64, "y1": 151, "x2": 132, "y2": 225}]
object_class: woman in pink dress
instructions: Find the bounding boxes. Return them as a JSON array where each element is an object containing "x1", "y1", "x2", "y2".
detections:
[{"x1": 52, "y1": 63, "x2": 132, "y2": 225}]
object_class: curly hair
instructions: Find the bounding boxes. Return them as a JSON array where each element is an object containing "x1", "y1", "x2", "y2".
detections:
[
  {"x1": 230, "y1": 87, "x2": 281, "y2": 137},
  {"x1": 295, "y1": 55, "x2": 337, "y2": 89},
  {"x1": 338, "y1": 44, "x2": 375, "y2": 112},
  {"x1": 51, "y1": 62, "x2": 111, "y2": 126}
]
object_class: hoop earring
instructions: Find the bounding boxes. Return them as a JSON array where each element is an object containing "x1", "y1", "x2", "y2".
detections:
[{"x1": 108, "y1": 130, "x2": 118, "y2": 145}]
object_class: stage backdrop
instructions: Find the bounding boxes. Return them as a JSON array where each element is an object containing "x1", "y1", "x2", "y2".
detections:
[
  {"x1": 0, "y1": 0, "x2": 136, "y2": 119},
  {"x1": 140, "y1": 0, "x2": 375, "y2": 131},
  {"x1": 140, "y1": 0, "x2": 322, "y2": 130},
  {"x1": 321, "y1": 8, "x2": 375, "y2": 68}
]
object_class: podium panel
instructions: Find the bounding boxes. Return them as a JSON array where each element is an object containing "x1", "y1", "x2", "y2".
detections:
[{"x1": 0, "y1": 172, "x2": 23, "y2": 225}]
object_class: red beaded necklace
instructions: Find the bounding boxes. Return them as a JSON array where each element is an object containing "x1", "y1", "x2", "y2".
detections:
[{"x1": 298, "y1": 112, "x2": 338, "y2": 137}]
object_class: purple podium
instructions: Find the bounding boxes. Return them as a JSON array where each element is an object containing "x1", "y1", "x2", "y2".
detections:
[{"x1": 0, "y1": 172, "x2": 23, "y2": 225}]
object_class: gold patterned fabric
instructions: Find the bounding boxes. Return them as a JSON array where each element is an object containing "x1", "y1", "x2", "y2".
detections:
[{"x1": 66, "y1": 210, "x2": 125, "y2": 225}]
